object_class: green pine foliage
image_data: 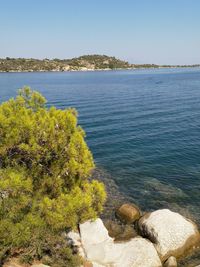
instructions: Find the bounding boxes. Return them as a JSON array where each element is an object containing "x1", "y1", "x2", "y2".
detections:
[{"x1": 0, "y1": 87, "x2": 106, "y2": 266}]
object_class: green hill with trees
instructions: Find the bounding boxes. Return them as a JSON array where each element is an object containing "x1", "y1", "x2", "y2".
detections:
[{"x1": 0, "y1": 55, "x2": 132, "y2": 72}]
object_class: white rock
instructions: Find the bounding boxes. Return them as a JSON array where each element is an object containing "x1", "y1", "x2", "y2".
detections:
[
  {"x1": 78, "y1": 247, "x2": 86, "y2": 258},
  {"x1": 79, "y1": 219, "x2": 162, "y2": 267},
  {"x1": 92, "y1": 264, "x2": 105, "y2": 267},
  {"x1": 80, "y1": 218, "x2": 112, "y2": 246},
  {"x1": 67, "y1": 231, "x2": 82, "y2": 246},
  {"x1": 119, "y1": 238, "x2": 162, "y2": 267},
  {"x1": 67, "y1": 230, "x2": 85, "y2": 258},
  {"x1": 138, "y1": 209, "x2": 200, "y2": 261},
  {"x1": 164, "y1": 256, "x2": 177, "y2": 267}
]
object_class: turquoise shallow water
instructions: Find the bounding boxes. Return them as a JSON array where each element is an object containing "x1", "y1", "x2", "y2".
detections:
[{"x1": 0, "y1": 68, "x2": 200, "y2": 225}]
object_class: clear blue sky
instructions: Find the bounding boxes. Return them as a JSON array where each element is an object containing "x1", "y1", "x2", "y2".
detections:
[{"x1": 0, "y1": 0, "x2": 200, "y2": 64}]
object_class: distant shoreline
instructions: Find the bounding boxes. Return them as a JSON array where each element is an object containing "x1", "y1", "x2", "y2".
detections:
[
  {"x1": 1, "y1": 55, "x2": 199, "y2": 73},
  {"x1": 0, "y1": 65, "x2": 200, "y2": 74}
]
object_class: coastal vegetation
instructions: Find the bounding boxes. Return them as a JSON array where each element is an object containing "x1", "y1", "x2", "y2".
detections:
[
  {"x1": 0, "y1": 87, "x2": 106, "y2": 266},
  {"x1": 1, "y1": 55, "x2": 199, "y2": 72},
  {"x1": 0, "y1": 55, "x2": 131, "y2": 72}
]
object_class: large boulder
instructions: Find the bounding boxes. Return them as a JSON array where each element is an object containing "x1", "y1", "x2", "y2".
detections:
[
  {"x1": 116, "y1": 203, "x2": 140, "y2": 223},
  {"x1": 79, "y1": 218, "x2": 162, "y2": 267},
  {"x1": 80, "y1": 218, "x2": 110, "y2": 247},
  {"x1": 138, "y1": 209, "x2": 200, "y2": 261}
]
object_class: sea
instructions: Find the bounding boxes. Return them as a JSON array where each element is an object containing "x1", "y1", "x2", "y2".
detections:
[{"x1": 0, "y1": 68, "x2": 200, "y2": 228}]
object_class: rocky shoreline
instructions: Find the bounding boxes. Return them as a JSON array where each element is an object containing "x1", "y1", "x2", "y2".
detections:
[
  {"x1": 0, "y1": 68, "x2": 131, "y2": 73},
  {"x1": 92, "y1": 169, "x2": 200, "y2": 266},
  {"x1": 3, "y1": 168, "x2": 200, "y2": 267},
  {"x1": 66, "y1": 205, "x2": 200, "y2": 267},
  {"x1": 4, "y1": 204, "x2": 200, "y2": 267},
  {"x1": 1, "y1": 66, "x2": 200, "y2": 73}
]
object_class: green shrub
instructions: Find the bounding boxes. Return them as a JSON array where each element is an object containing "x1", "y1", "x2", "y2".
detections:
[{"x1": 0, "y1": 87, "x2": 106, "y2": 266}]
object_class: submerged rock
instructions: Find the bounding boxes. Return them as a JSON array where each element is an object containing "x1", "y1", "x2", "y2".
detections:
[
  {"x1": 138, "y1": 209, "x2": 200, "y2": 261},
  {"x1": 104, "y1": 219, "x2": 137, "y2": 241},
  {"x1": 116, "y1": 203, "x2": 141, "y2": 223},
  {"x1": 79, "y1": 218, "x2": 162, "y2": 267}
]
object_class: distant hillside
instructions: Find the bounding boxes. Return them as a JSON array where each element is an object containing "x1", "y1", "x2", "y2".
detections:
[
  {"x1": 0, "y1": 55, "x2": 199, "y2": 72},
  {"x1": 65, "y1": 55, "x2": 131, "y2": 70},
  {"x1": 0, "y1": 55, "x2": 132, "y2": 72}
]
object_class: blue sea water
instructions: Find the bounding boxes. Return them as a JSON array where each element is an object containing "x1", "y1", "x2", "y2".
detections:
[{"x1": 0, "y1": 68, "x2": 200, "y2": 224}]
